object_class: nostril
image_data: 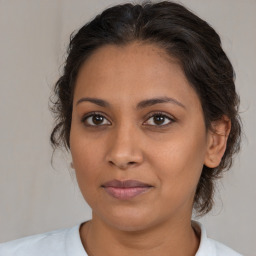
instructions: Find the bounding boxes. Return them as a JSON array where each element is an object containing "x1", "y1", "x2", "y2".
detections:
[
  {"x1": 108, "y1": 160, "x2": 137, "y2": 169},
  {"x1": 109, "y1": 161, "x2": 115, "y2": 166}
]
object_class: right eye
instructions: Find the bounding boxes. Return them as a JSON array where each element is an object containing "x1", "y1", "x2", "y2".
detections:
[{"x1": 81, "y1": 112, "x2": 111, "y2": 127}]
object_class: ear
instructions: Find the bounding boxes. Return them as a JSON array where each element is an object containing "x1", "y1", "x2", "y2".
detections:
[{"x1": 204, "y1": 116, "x2": 231, "y2": 168}]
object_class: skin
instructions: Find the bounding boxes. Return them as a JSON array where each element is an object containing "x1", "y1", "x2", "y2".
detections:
[{"x1": 70, "y1": 42, "x2": 230, "y2": 256}]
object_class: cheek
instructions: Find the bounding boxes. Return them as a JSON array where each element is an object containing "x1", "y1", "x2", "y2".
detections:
[
  {"x1": 70, "y1": 129, "x2": 104, "y2": 192},
  {"x1": 150, "y1": 131, "x2": 206, "y2": 198},
  {"x1": 71, "y1": 145, "x2": 101, "y2": 177},
  {"x1": 70, "y1": 140, "x2": 106, "y2": 209}
]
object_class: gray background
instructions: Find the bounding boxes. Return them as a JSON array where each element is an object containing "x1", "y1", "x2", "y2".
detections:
[{"x1": 0, "y1": 0, "x2": 255, "y2": 255}]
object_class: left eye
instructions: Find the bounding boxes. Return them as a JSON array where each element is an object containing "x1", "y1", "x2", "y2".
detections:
[{"x1": 144, "y1": 113, "x2": 173, "y2": 126}]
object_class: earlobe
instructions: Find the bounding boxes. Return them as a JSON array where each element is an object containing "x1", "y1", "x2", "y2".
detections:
[{"x1": 204, "y1": 116, "x2": 231, "y2": 168}]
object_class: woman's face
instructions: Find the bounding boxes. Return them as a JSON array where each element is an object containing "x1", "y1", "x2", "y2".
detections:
[{"x1": 70, "y1": 42, "x2": 210, "y2": 231}]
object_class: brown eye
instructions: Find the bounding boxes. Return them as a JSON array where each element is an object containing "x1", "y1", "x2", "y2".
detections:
[
  {"x1": 153, "y1": 115, "x2": 166, "y2": 125},
  {"x1": 92, "y1": 115, "x2": 104, "y2": 125},
  {"x1": 82, "y1": 113, "x2": 111, "y2": 126},
  {"x1": 144, "y1": 113, "x2": 174, "y2": 126}
]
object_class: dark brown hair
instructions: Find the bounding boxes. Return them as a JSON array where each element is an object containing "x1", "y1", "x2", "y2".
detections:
[{"x1": 50, "y1": 1, "x2": 241, "y2": 215}]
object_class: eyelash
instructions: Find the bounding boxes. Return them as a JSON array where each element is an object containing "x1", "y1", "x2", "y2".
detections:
[{"x1": 81, "y1": 111, "x2": 175, "y2": 128}]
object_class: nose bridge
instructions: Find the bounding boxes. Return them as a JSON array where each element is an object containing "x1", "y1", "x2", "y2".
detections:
[{"x1": 106, "y1": 120, "x2": 143, "y2": 169}]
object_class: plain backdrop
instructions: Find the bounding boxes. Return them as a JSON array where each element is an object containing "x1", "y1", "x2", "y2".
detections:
[{"x1": 0, "y1": 0, "x2": 255, "y2": 255}]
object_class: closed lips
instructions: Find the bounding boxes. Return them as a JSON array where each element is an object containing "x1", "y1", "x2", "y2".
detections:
[
  {"x1": 102, "y1": 179, "x2": 153, "y2": 200},
  {"x1": 102, "y1": 179, "x2": 153, "y2": 188}
]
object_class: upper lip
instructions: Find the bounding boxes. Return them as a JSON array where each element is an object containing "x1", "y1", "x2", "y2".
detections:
[{"x1": 102, "y1": 179, "x2": 152, "y2": 188}]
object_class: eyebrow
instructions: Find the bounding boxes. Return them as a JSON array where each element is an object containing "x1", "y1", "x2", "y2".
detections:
[{"x1": 76, "y1": 96, "x2": 186, "y2": 109}]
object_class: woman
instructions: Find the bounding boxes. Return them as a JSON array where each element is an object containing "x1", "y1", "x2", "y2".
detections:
[{"x1": 0, "y1": 1, "x2": 242, "y2": 255}]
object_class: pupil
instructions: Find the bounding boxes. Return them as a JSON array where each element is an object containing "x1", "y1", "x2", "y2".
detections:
[
  {"x1": 93, "y1": 115, "x2": 103, "y2": 124},
  {"x1": 154, "y1": 115, "x2": 165, "y2": 125}
]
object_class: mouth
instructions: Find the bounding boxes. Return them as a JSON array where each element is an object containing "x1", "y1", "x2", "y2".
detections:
[{"x1": 101, "y1": 179, "x2": 153, "y2": 200}]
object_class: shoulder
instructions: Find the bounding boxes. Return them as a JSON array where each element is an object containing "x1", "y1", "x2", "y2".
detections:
[
  {"x1": 208, "y1": 238, "x2": 243, "y2": 256},
  {"x1": 0, "y1": 223, "x2": 86, "y2": 256},
  {"x1": 192, "y1": 221, "x2": 243, "y2": 256},
  {"x1": 0, "y1": 227, "x2": 69, "y2": 256}
]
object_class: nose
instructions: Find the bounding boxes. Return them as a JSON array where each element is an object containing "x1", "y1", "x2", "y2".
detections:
[{"x1": 105, "y1": 125, "x2": 144, "y2": 170}]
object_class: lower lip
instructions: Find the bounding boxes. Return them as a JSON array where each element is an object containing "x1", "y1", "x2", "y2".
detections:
[{"x1": 103, "y1": 187, "x2": 152, "y2": 200}]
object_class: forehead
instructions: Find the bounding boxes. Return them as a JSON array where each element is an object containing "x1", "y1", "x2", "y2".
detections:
[
  {"x1": 74, "y1": 42, "x2": 201, "y2": 109},
  {"x1": 76, "y1": 42, "x2": 177, "y2": 86}
]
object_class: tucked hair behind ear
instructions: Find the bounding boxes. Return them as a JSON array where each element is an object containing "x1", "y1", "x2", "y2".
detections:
[{"x1": 50, "y1": 1, "x2": 241, "y2": 216}]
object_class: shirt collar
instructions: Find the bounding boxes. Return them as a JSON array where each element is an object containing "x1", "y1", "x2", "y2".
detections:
[
  {"x1": 192, "y1": 220, "x2": 217, "y2": 256},
  {"x1": 65, "y1": 222, "x2": 87, "y2": 256},
  {"x1": 65, "y1": 220, "x2": 217, "y2": 256}
]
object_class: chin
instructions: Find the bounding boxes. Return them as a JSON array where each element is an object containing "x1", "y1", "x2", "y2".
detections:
[{"x1": 94, "y1": 207, "x2": 162, "y2": 232}]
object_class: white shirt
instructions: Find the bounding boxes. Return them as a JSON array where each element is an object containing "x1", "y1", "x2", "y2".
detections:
[{"x1": 0, "y1": 221, "x2": 242, "y2": 256}]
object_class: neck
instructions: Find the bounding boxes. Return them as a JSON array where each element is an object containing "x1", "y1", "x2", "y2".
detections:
[{"x1": 80, "y1": 214, "x2": 200, "y2": 256}]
